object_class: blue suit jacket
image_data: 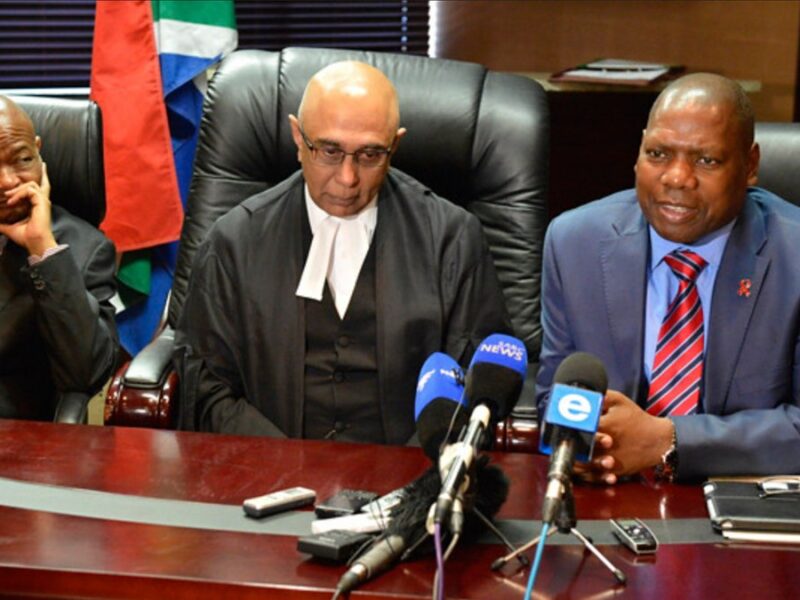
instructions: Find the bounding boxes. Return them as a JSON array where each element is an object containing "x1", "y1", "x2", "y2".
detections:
[{"x1": 536, "y1": 187, "x2": 800, "y2": 479}]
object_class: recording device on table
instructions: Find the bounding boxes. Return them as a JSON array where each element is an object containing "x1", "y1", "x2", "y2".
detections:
[
  {"x1": 610, "y1": 518, "x2": 659, "y2": 554},
  {"x1": 315, "y1": 489, "x2": 379, "y2": 518},
  {"x1": 243, "y1": 487, "x2": 390, "y2": 562},
  {"x1": 331, "y1": 336, "x2": 523, "y2": 598},
  {"x1": 297, "y1": 530, "x2": 375, "y2": 563},
  {"x1": 299, "y1": 488, "x2": 399, "y2": 562},
  {"x1": 242, "y1": 486, "x2": 316, "y2": 518},
  {"x1": 309, "y1": 491, "x2": 392, "y2": 535}
]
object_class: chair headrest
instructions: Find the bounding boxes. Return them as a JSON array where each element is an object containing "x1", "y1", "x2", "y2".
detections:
[
  {"x1": 193, "y1": 48, "x2": 549, "y2": 210},
  {"x1": 755, "y1": 122, "x2": 800, "y2": 207}
]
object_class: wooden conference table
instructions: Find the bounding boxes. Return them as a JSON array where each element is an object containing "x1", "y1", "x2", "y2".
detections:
[{"x1": 0, "y1": 419, "x2": 795, "y2": 599}]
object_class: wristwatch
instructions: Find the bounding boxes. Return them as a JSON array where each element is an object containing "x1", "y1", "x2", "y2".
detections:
[{"x1": 654, "y1": 424, "x2": 678, "y2": 483}]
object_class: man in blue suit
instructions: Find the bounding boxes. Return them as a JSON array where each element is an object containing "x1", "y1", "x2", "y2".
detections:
[{"x1": 537, "y1": 73, "x2": 800, "y2": 482}]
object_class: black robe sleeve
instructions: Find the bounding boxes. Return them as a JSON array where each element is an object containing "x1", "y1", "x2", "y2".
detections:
[{"x1": 174, "y1": 231, "x2": 287, "y2": 437}]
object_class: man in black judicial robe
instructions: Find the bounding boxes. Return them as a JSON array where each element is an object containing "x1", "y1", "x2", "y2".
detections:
[{"x1": 174, "y1": 61, "x2": 511, "y2": 444}]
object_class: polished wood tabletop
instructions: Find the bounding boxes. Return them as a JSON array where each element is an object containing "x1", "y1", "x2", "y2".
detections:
[{"x1": 0, "y1": 419, "x2": 795, "y2": 599}]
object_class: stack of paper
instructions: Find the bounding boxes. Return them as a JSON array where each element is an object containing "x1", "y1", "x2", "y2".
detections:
[{"x1": 550, "y1": 58, "x2": 683, "y2": 87}]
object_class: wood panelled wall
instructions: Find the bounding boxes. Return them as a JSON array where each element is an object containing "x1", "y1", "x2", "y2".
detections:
[{"x1": 432, "y1": 0, "x2": 800, "y2": 122}]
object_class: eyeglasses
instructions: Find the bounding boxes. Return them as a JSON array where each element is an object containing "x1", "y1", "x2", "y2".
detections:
[
  {"x1": 298, "y1": 124, "x2": 395, "y2": 168},
  {"x1": 758, "y1": 476, "x2": 800, "y2": 498}
]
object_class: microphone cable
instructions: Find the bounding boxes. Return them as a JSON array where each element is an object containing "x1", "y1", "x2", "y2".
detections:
[
  {"x1": 523, "y1": 522, "x2": 550, "y2": 600},
  {"x1": 433, "y1": 522, "x2": 445, "y2": 600},
  {"x1": 432, "y1": 521, "x2": 461, "y2": 600},
  {"x1": 437, "y1": 372, "x2": 468, "y2": 458}
]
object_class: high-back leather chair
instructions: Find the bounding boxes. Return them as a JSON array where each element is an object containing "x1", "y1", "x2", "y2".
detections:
[
  {"x1": 105, "y1": 48, "x2": 549, "y2": 447},
  {"x1": 9, "y1": 95, "x2": 108, "y2": 423},
  {"x1": 755, "y1": 122, "x2": 800, "y2": 207}
]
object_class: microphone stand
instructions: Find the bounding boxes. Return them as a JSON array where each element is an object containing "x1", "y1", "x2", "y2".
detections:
[
  {"x1": 472, "y1": 507, "x2": 529, "y2": 566},
  {"x1": 491, "y1": 480, "x2": 626, "y2": 584},
  {"x1": 431, "y1": 450, "x2": 527, "y2": 565}
]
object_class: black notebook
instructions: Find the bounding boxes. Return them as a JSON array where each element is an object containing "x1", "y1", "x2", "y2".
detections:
[{"x1": 704, "y1": 479, "x2": 800, "y2": 538}]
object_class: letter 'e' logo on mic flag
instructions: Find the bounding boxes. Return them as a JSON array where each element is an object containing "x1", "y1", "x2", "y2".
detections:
[
  {"x1": 557, "y1": 393, "x2": 593, "y2": 423},
  {"x1": 539, "y1": 383, "x2": 603, "y2": 462}
]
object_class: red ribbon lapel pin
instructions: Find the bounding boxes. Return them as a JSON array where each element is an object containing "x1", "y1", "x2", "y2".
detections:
[{"x1": 737, "y1": 278, "x2": 752, "y2": 297}]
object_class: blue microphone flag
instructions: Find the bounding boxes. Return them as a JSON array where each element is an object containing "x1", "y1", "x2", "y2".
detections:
[
  {"x1": 414, "y1": 352, "x2": 465, "y2": 421},
  {"x1": 539, "y1": 383, "x2": 602, "y2": 462},
  {"x1": 468, "y1": 334, "x2": 528, "y2": 377}
]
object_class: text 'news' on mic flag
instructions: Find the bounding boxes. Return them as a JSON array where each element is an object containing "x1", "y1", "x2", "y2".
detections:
[
  {"x1": 90, "y1": 0, "x2": 237, "y2": 355},
  {"x1": 470, "y1": 334, "x2": 528, "y2": 376}
]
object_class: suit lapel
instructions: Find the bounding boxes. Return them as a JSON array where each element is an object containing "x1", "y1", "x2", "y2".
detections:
[
  {"x1": 704, "y1": 199, "x2": 768, "y2": 414},
  {"x1": 600, "y1": 205, "x2": 649, "y2": 400}
]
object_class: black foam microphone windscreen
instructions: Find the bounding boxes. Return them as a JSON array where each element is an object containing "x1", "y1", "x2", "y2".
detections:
[
  {"x1": 552, "y1": 351, "x2": 608, "y2": 392},
  {"x1": 463, "y1": 334, "x2": 528, "y2": 420}
]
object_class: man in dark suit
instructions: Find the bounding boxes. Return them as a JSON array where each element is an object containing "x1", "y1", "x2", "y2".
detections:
[
  {"x1": 175, "y1": 61, "x2": 511, "y2": 444},
  {"x1": 536, "y1": 73, "x2": 800, "y2": 482},
  {"x1": 0, "y1": 96, "x2": 117, "y2": 420}
]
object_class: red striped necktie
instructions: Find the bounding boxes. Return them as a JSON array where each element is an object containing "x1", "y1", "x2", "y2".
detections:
[{"x1": 646, "y1": 249, "x2": 708, "y2": 416}]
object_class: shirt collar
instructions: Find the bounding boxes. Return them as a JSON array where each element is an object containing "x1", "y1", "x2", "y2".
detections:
[
  {"x1": 649, "y1": 219, "x2": 736, "y2": 271},
  {"x1": 303, "y1": 185, "x2": 378, "y2": 238}
]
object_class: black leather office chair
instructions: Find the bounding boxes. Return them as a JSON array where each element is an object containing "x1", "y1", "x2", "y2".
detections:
[
  {"x1": 755, "y1": 122, "x2": 800, "y2": 207},
  {"x1": 105, "y1": 48, "x2": 549, "y2": 450},
  {"x1": 10, "y1": 95, "x2": 108, "y2": 423}
]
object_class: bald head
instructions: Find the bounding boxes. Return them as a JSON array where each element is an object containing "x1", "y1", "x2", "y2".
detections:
[
  {"x1": 649, "y1": 73, "x2": 755, "y2": 152},
  {"x1": 0, "y1": 96, "x2": 36, "y2": 137},
  {"x1": 297, "y1": 61, "x2": 401, "y2": 133}
]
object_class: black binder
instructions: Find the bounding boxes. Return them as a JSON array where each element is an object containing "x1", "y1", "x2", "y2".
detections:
[{"x1": 704, "y1": 480, "x2": 800, "y2": 534}]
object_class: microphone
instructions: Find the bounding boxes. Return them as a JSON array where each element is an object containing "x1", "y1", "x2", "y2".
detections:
[
  {"x1": 335, "y1": 467, "x2": 441, "y2": 597},
  {"x1": 463, "y1": 333, "x2": 528, "y2": 419},
  {"x1": 414, "y1": 352, "x2": 468, "y2": 462},
  {"x1": 434, "y1": 404, "x2": 490, "y2": 528},
  {"x1": 538, "y1": 352, "x2": 607, "y2": 525},
  {"x1": 434, "y1": 334, "x2": 527, "y2": 526},
  {"x1": 335, "y1": 534, "x2": 406, "y2": 595}
]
